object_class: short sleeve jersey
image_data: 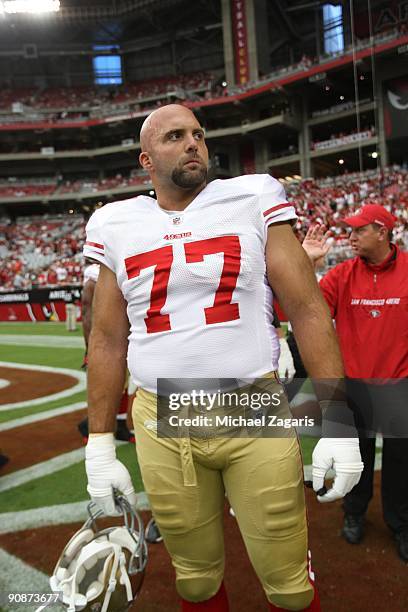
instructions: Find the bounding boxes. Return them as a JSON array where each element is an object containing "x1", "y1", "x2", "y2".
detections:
[
  {"x1": 83, "y1": 263, "x2": 100, "y2": 285},
  {"x1": 83, "y1": 174, "x2": 297, "y2": 392}
]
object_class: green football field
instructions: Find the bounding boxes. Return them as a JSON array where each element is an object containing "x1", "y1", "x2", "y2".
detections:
[
  {"x1": 0, "y1": 321, "x2": 84, "y2": 336},
  {"x1": 0, "y1": 321, "x2": 318, "y2": 517},
  {"x1": 0, "y1": 322, "x2": 145, "y2": 515}
]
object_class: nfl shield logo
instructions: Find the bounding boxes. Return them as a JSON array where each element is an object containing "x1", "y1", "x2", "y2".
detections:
[
  {"x1": 370, "y1": 309, "x2": 381, "y2": 318},
  {"x1": 172, "y1": 216, "x2": 182, "y2": 225}
]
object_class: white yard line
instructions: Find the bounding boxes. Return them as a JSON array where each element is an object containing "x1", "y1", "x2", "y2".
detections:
[
  {"x1": 0, "y1": 400, "x2": 87, "y2": 431},
  {"x1": 0, "y1": 501, "x2": 91, "y2": 534},
  {"x1": 0, "y1": 334, "x2": 84, "y2": 348},
  {"x1": 0, "y1": 362, "x2": 86, "y2": 411},
  {"x1": 0, "y1": 438, "x2": 132, "y2": 491},
  {"x1": 0, "y1": 494, "x2": 151, "y2": 534},
  {"x1": 0, "y1": 448, "x2": 86, "y2": 493}
]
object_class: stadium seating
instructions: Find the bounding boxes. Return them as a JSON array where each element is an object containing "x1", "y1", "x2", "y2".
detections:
[
  {"x1": 1, "y1": 167, "x2": 407, "y2": 291},
  {"x1": 0, "y1": 216, "x2": 85, "y2": 290},
  {"x1": 288, "y1": 166, "x2": 408, "y2": 265},
  {"x1": 0, "y1": 25, "x2": 403, "y2": 123},
  {"x1": 0, "y1": 183, "x2": 56, "y2": 198},
  {"x1": 0, "y1": 73, "x2": 215, "y2": 112},
  {"x1": 0, "y1": 171, "x2": 150, "y2": 199}
]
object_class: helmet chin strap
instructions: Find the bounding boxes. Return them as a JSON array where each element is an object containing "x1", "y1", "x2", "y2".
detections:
[
  {"x1": 118, "y1": 551, "x2": 133, "y2": 603},
  {"x1": 100, "y1": 543, "x2": 121, "y2": 612}
]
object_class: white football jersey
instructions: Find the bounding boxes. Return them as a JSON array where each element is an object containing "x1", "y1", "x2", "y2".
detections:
[
  {"x1": 83, "y1": 263, "x2": 100, "y2": 284},
  {"x1": 83, "y1": 174, "x2": 296, "y2": 392}
]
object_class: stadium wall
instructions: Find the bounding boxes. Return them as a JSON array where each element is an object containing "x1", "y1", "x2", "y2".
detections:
[{"x1": 0, "y1": 287, "x2": 82, "y2": 322}]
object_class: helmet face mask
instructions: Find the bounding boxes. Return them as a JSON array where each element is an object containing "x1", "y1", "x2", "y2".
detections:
[{"x1": 50, "y1": 493, "x2": 148, "y2": 612}]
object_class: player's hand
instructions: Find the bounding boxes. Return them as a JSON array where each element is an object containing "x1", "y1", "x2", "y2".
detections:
[
  {"x1": 278, "y1": 337, "x2": 295, "y2": 382},
  {"x1": 85, "y1": 433, "x2": 137, "y2": 515},
  {"x1": 302, "y1": 225, "x2": 332, "y2": 263},
  {"x1": 312, "y1": 438, "x2": 363, "y2": 503}
]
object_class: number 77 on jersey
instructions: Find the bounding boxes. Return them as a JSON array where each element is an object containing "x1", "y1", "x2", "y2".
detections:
[{"x1": 125, "y1": 235, "x2": 241, "y2": 333}]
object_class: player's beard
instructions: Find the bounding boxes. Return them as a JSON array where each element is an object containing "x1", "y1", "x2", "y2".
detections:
[{"x1": 171, "y1": 163, "x2": 207, "y2": 189}]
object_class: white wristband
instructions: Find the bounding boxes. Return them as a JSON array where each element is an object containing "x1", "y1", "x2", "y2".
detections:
[
  {"x1": 87, "y1": 432, "x2": 115, "y2": 446},
  {"x1": 86, "y1": 433, "x2": 116, "y2": 462}
]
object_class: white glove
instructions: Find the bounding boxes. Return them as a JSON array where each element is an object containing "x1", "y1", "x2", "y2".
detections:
[
  {"x1": 278, "y1": 337, "x2": 295, "y2": 382},
  {"x1": 85, "y1": 433, "x2": 137, "y2": 515},
  {"x1": 312, "y1": 438, "x2": 364, "y2": 503}
]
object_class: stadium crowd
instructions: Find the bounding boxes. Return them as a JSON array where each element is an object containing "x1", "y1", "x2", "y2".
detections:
[
  {"x1": 289, "y1": 166, "x2": 408, "y2": 266},
  {"x1": 0, "y1": 73, "x2": 214, "y2": 114},
  {"x1": 0, "y1": 166, "x2": 407, "y2": 292},
  {"x1": 0, "y1": 170, "x2": 150, "y2": 199},
  {"x1": 0, "y1": 215, "x2": 85, "y2": 290}
]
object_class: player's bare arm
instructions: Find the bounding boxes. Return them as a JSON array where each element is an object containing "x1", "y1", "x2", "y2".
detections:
[
  {"x1": 266, "y1": 222, "x2": 343, "y2": 380},
  {"x1": 87, "y1": 264, "x2": 129, "y2": 434},
  {"x1": 81, "y1": 279, "x2": 96, "y2": 350},
  {"x1": 266, "y1": 222, "x2": 363, "y2": 504}
]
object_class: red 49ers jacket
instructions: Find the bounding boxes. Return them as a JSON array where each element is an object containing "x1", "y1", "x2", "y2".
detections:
[{"x1": 319, "y1": 245, "x2": 408, "y2": 379}]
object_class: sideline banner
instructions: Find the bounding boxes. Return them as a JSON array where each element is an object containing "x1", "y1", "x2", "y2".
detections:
[{"x1": 0, "y1": 286, "x2": 81, "y2": 322}]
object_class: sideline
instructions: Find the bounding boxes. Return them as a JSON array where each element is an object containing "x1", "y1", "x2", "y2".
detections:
[{"x1": 0, "y1": 362, "x2": 86, "y2": 411}]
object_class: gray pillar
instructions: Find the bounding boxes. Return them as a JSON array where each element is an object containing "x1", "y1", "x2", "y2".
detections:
[
  {"x1": 229, "y1": 145, "x2": 242, "y2": 176},
  {"x1": 254, "y1": 137, "x2": 268, "y2": 173},
  {"x1": 342, "y1": 1, "x2": 352, "y2": 48},
  {"x1": 245, "y1": 0, "x2": 258, "y2": 81},
  {"x1": 314, "y1": 8, "x2": 321, "y2": 58},
  {"x1": 376, "y1": 79, "x2": 388, "y2": 168},
  {"x1": 254, "y1": 0, "x2": 269, "y2": 76},
  {"x1": 299, "y1": 98, "x2": 312, "y2": 178},
  {"x1": 221, "y1": 0, "x2": 235, "y2": 86}
]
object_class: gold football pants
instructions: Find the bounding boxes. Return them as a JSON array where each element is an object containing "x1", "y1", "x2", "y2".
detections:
[{"x1": 132, "y1": 380, "x2": 314, "y2": 610}]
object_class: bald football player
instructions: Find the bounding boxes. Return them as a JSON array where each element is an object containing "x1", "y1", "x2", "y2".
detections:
[{"x1": 83, "y1": 104, "x2": 363, "y2": 611}]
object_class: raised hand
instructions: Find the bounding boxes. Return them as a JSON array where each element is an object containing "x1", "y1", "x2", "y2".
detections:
[{"x1": 302, "y1": 225, "x2": 332, "y2": 263}]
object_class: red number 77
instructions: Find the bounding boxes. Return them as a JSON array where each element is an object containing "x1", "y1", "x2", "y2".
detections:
[{"x1": 125, "y1": 235, "x2": 241, "y2": 333}]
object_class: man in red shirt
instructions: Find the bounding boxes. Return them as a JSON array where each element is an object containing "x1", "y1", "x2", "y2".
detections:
[{"x1": 303, "y1": 204, "x2": 408, "y2": 562}]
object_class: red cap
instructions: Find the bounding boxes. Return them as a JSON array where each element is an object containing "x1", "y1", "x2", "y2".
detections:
[{"x1": 343, "y1": 204, "x2": 396, "y2": 230}]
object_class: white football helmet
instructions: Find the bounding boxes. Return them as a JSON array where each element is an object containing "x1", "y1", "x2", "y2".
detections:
[{"x1": 49, "y1": 492, "x2": 148, "y2": 612}]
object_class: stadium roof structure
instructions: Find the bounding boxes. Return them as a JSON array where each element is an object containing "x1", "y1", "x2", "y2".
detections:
[
  {"x1": 0, "y1": 1, "x2": 388, "y2": 71},
  {"x1": 0, "y1": 0, "x2": 405, "y2": 210},
  {"x1": 0, "y1": 0, "x2": 223, "y2": 54}
]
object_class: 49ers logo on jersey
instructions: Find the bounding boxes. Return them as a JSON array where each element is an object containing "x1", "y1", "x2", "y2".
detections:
[
  {"x1": 163, "y1": 232, "x2": 192, "y2": 240},
  {"x1": 125, "y1": 235, "x2": 241, "y2": 333}
]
